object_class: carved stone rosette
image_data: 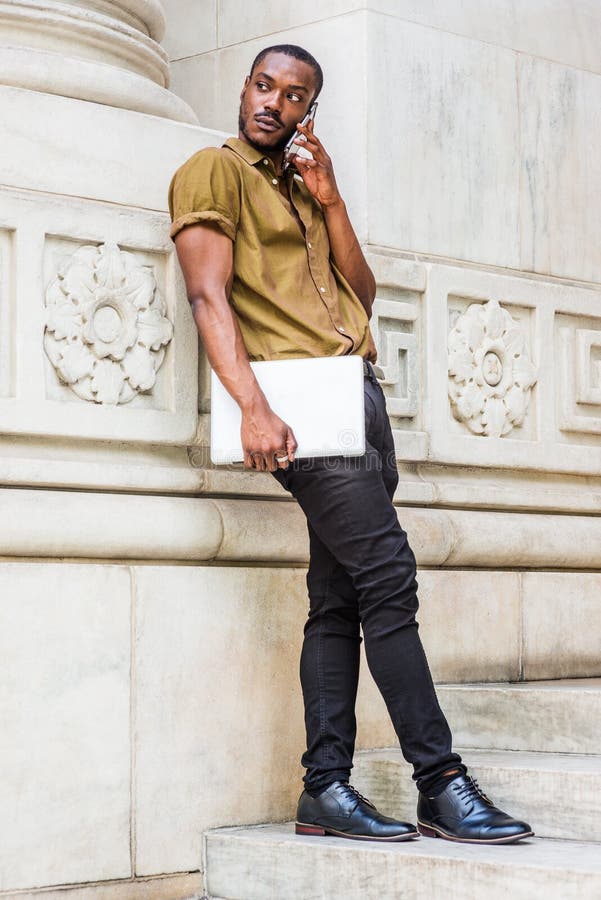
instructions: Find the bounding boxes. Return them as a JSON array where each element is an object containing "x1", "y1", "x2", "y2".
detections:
[
  {"x1": 44, "y1": 242, "x2": 173, "y2": 405},
  {"x1": 448, "y1": 299, "x2": 537, "y2": 437}
]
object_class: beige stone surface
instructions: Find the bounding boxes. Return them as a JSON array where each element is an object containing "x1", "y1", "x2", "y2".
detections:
[
  {"x1": 3, "y1": 489, "x2": 601, "y2": 573},
  {"x1": 162, "y1": 0, "x2": 217, "y2": 60},
  {"x1": 437, "y1": 679, "x2": 601, "y2": 754},
  {"x1": 3, "y1": 438, "x2": 601, "y2": 514},
  {"x1": 0, "y1": 489, "x2": 224, "y2": 561},
  {"x1": 207, "y1": 0, "x2": 601, "y2": 76},
  {"x1": 369, "y1": 0, "x2": 601, "y2": 76},
  {"x1": 367, "y1": 14, "x2": 520, "y2": 268},
  {"x1": 353, "y1": 747, "x2": 601, "y2": 843},
  {"x1": 206, "y1": 823, "x2": 601, "y2": 900},
  {"x1": 0, "y1": 564, "x2": 131, "y2": 891},
  {"x1": 0, "y1": 873, "x2": 203, "y2": 900},
  {"x1": 0, "y1": 1, "x2": 197, "y2": 122},
  {"x1": 522, "y1": 573, "x2": 601, "y2": 680},
  {"x1": 355, "y1": 664, "x2": 397, "y2": 750},
  {"x1": 0, "y1": 86, "x2": 222, "y2": 210},
  {"x1": 132, "y1": 565, "x2": 308, "y2": 876},
  {"x1": 415, "y1": 570, "x2": 521, "y2": 683},
  {"x1": 519, "y1": 55, "x2": 601, "y2": 283},
  {"x1": 412, "y1": 464, "x2": 601, "y2": 515},
  {"x1": 217, "y1": 0, "x2": 362, "y2": 47}
]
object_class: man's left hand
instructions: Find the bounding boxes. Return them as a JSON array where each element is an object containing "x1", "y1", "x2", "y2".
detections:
[{"x1": 291, "y1": 120, "x2": 342, "y2": 208}]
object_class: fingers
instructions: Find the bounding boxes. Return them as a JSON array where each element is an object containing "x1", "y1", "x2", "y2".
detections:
[
  {"x1": 294, "y1": 124, "x2": 328, "y2": 161},
  {"x1": 243, "y1": 450, "x2": 267, "y2": 471},
  {"x1": 275, "y1": 452, "x2": 289, "y2": 470},
  {"x1": 241, "y1": 421, "x2": 297, "y2": 471},
  {"x1": 296, "y1": 121, "x2": 319, "y2": 143},
  {"x1": 286, "y1": 428, "x2": 298, "y2": 463},
  {"x1": 243, "y1": 449, "x2": 289, "y2": 472},
  {"x1": 251, "y1": 451, "x2": 266, "y2": 472},
  {"x1": 292, "y1": 155, "x2": 318, "y2": 170}
]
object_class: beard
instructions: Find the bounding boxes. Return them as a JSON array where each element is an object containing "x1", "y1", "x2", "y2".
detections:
[{"x1": 238, "y1": 100, "x2": 294, "y2": 152}]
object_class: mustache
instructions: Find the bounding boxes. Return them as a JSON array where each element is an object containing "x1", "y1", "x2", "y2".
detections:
[{"x1": 255, "y1": 111, "x2": 283, "y2": 126}]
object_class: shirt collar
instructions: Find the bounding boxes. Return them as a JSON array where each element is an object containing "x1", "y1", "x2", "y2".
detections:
[{"x1": 223, "y1": 136, "x2": 268, "y2": 167}]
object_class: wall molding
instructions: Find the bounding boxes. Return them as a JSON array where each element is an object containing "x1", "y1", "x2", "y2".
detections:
[{"x1": 1, "y1": 488, "x2": 600, "y2": 570}]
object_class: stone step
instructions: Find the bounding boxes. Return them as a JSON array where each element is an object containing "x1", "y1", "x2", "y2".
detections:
[
  {"x1": 205, "y1": 824, "x2": 601, "y2": 900},
  {"x1": 352, "y1": 747, "x2": 601, "y2": 843},
  {"x1": 436, "y1": 678, "x2": 601, "y2": 753}
]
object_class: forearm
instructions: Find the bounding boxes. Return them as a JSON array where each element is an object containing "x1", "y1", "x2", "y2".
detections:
[
  {"x1": 190, "y1": 291, "x2": 268, "y2": 414},
  {"x1": 322, "y1": 199, "x2": 376, "y2": 316}
]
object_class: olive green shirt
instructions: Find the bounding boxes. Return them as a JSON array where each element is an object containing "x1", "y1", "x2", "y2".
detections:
[{"x1": 168, "y1": 137, "x2": 377, "y2": 363}]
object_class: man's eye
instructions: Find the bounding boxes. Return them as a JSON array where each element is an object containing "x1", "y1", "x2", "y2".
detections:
[
  {"x1": 256, "y1": 82, "x2": 268, "y2": 90},
  {"x1": 288, "y1": 93, "x2": 302, "y2": 102}
]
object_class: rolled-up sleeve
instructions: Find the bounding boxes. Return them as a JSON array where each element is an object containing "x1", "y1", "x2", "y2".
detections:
[{"x1": 168, "y1": 148, "x2": 241, "y2": 241}]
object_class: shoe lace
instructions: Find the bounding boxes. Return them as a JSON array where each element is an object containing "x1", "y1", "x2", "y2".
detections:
[
  {"x1": 452, "y1": 776, "x2": 492, "y2": 806},
  {"x1": 338, "y1": 782, "x2": 376, "y2": 810}
]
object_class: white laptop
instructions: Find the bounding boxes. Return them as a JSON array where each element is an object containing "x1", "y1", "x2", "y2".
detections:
[{"x1": 210, "y1": 355, "x2": 365, "y2": 465}]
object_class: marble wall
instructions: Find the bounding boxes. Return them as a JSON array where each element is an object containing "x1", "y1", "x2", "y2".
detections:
[
  {"x1": 165, "y1": 0, "x2": 601, "y2": 283},
  {"x1": 3, "y1": 561, "x2": 599, "y2": 892},
  {"x1": 2, "y1": 3, "x2": 601, "y2": 897}
]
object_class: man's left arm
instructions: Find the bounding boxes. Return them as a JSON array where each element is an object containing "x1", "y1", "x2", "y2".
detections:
[{"x1": 292, "y1": 122, "x2": 376, "y2": 317}]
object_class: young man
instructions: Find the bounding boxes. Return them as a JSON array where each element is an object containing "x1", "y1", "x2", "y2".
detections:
[{"x1": 169, "y1": 44, "x2": 533, "y2": 845}]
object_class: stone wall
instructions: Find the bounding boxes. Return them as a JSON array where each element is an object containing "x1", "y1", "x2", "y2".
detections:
[{"x1": 1, "y1": 2, "x2": 601, "y2": 898}]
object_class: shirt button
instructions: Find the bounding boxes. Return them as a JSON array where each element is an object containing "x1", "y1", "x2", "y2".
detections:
[
  {"x1": 307, "y1": 241, "x2": 313, "y2": 249},
  {"x1": 263, "y1": 159, "x2": 269, "y2": 165},
  {"x1": 272, "y1": 178, "x2": 278, "y2": 185},
  {"x1": 320, "y1": 286, "x2": 326, "y2": 292},
  {"x1": 339, "y1": 326, "x2": 346, "y2": 333}
]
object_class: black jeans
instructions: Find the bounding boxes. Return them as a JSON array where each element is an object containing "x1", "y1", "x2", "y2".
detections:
[{"x1": 272, "y1": 364, "x2": 463, "y2": 795}]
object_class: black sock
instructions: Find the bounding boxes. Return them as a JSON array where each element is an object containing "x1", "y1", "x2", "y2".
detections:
[
  {"x1": 422, "y1": 766, "x2": 467, "y2": 797},
  {"x1": 305, "y1": 786, "x2": 325, "y2": 798}
]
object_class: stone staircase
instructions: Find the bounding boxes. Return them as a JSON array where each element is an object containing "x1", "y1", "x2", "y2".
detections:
[{"x1": 203, "y1": 678, "x2": 601, "y2": 899}]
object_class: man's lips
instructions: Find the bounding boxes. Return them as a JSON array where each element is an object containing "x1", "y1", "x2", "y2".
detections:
[{"x1": 254, "y1": 115, "x2": 282, "y2": 132}]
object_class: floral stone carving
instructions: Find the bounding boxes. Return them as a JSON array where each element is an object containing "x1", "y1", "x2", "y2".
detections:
[
  {"x1": 448, "y1": 299, "x2": 537, "y2": 437},
  {"x1": 44, "y1": 242, "x2": 173, "y2": 404}
]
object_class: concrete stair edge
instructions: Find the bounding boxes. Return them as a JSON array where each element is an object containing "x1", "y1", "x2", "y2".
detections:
[
  {"x1": 204, "y1": 824, "x2": 601, "y2": 900},
  {"x1": 352, "y1": 746, "x2": 601, "y2": 844},
  {"x1": 436, "y1": 678, "x2": 601, "y2": 754}
]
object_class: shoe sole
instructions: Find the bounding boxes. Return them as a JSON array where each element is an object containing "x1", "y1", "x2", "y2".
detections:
[
  {"x1": 296, "y1": 821, "x2": 419, "y2": 841},
  {"x1": 417, "y1": 821, "x2": 535, "y2": 844}
]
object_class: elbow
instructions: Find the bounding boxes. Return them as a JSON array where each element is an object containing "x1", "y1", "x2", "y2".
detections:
[{"x1": 188, "y1": 289, "x2": 225, "y2": 314}]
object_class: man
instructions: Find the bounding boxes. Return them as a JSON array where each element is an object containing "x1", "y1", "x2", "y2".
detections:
[{"x1": 169, "y1": 44, "x2": 533, "y2": 845}]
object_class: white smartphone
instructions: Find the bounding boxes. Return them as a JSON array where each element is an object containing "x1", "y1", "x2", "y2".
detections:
[{"x1": 282, "y1": 101, "x2": 318, "y2": 172}]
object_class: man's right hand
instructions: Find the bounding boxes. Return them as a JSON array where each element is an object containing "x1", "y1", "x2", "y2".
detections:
[{"x1": 241, "y1": 397, "x2": 297, "y2": 472}]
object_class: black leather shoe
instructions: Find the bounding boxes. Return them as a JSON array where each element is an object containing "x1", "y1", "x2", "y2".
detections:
[
  {"x1": 296, "y1": 781, "x2": 419, "y2": 841},
  {"x1": 417, "y1": 773, "x2": 534, "y2": 844}
]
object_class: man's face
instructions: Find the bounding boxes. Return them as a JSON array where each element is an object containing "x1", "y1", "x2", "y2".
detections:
[{"x1": 238, "y1": 52, "x2": 317, "y2": 152}]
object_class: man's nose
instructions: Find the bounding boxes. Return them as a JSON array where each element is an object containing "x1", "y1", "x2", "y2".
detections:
[{"x1": 264, "y1": 91, "x2": 284, "y2": 114}]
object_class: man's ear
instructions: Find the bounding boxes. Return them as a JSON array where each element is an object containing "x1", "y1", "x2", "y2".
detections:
[{"x1": 240, "y1": 75, "x2": 250, "y2": 101}]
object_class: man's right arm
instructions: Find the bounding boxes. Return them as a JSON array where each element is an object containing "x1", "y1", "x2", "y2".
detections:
[{"x1": 174, "y1": 223, "x2": 297, "y2": 472}]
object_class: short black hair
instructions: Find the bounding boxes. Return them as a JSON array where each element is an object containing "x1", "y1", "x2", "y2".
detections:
[{"x1": 249, "y1": 44, "x2": 323, "y2": 99}]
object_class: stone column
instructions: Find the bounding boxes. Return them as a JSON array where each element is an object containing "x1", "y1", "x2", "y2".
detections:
[
  {"x1": 0, "y1": 6, "x2": 221, "y2": 895},
  {"x1": 0, "y1": 0, "x2": 196, "y2": 121}
]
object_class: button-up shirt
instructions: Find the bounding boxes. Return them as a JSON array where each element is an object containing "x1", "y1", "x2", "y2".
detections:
[{"x1": 168, "y1": 137, "x2": 377, "y2": 363}]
